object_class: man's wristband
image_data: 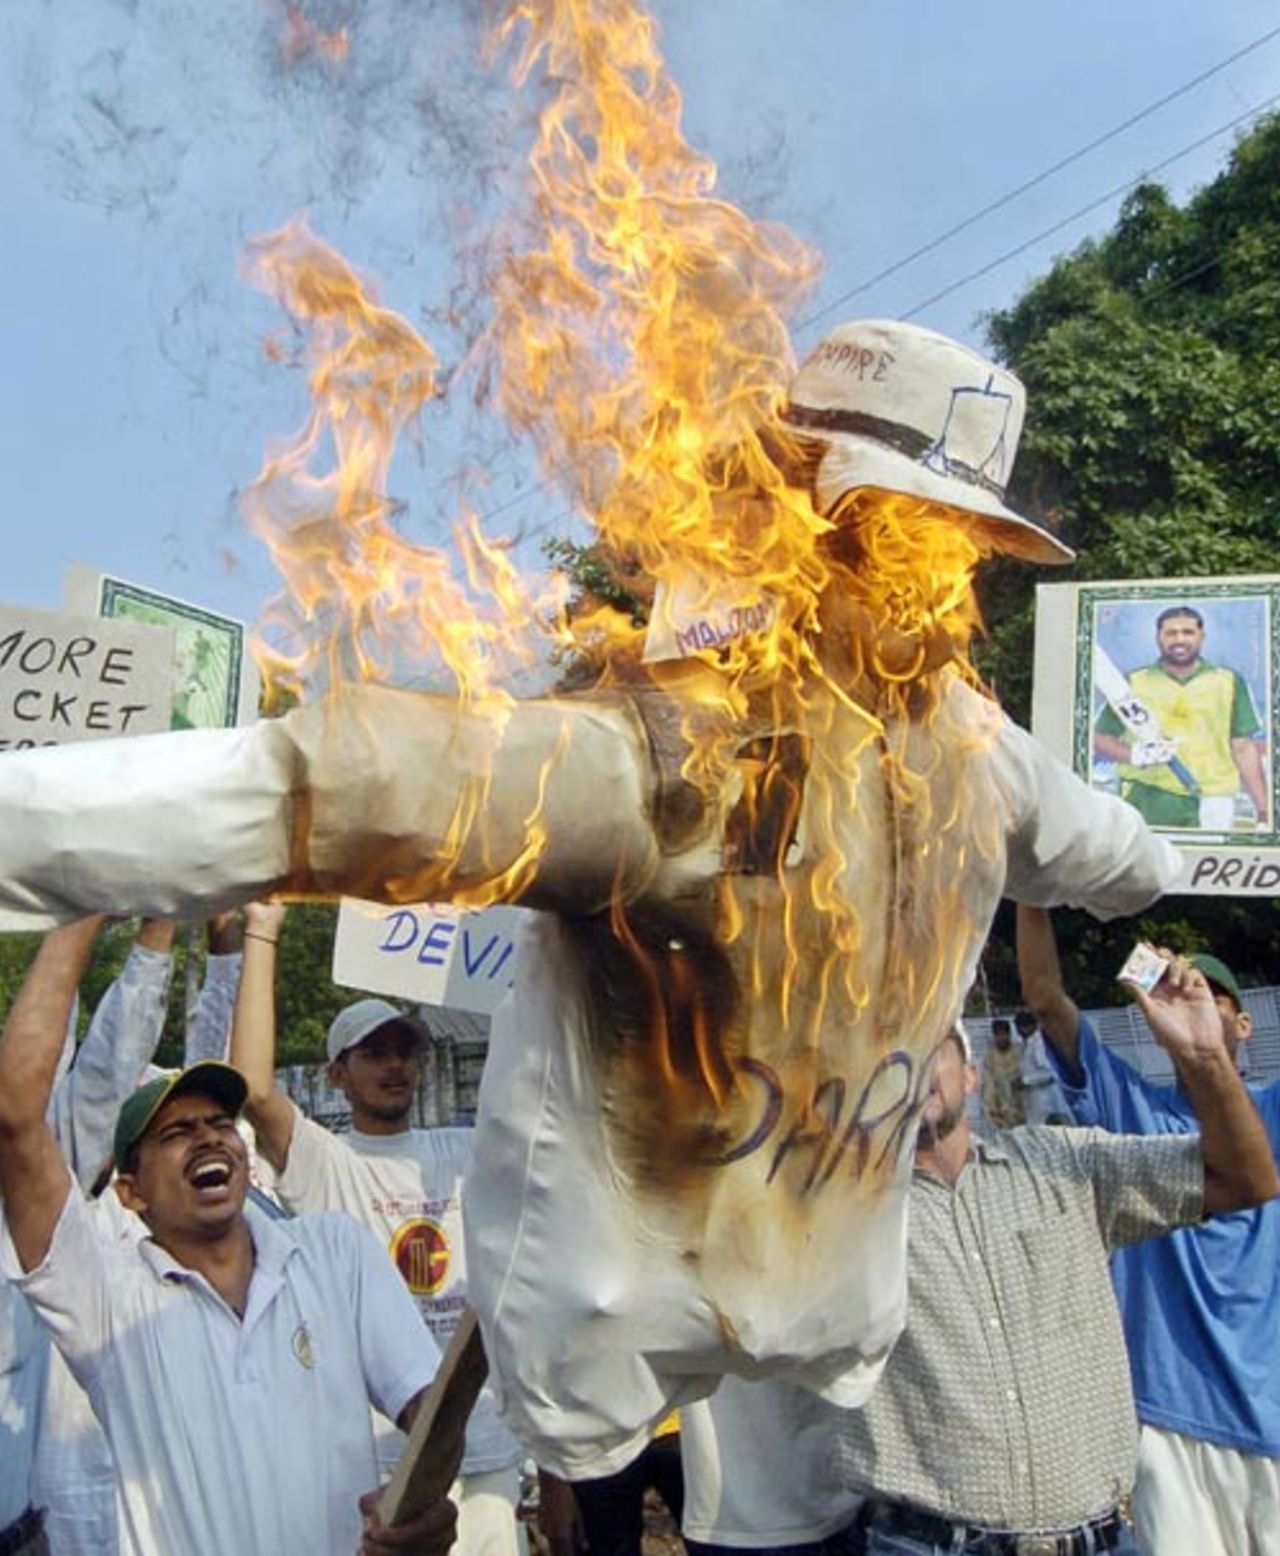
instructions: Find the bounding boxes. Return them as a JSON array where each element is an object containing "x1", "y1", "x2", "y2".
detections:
[{"x1": 244, "y1": 932, "x2": 279, "y2": 947}]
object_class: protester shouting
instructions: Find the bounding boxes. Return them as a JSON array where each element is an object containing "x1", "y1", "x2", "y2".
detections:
[{"x1": 0, "y1": 919, "x2": 460, "y2": 1556}]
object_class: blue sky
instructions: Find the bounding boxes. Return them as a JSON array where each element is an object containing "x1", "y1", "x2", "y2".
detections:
[{"x1": 3, "y1": 0, "x2": 1277, "y2": 632}]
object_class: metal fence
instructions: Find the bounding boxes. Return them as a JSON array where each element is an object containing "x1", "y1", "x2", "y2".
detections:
[
  {"x1": 967, "y1": 985, "x2": 1280, "y2": 1085},
  {"x1": 278, "y1": 1006, "x2": 491, "y2": 1130},
  {"x1": 280, "y1": 986, "x2": 1280, "y2": 1135}
]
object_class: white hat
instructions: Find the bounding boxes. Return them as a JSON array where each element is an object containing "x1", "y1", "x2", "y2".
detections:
[
  {"x1": 781, "y1": 319, "x2": 1073, "y2": 565},
  {"x1": 326, "y1": 997, "x2": 431, "y2": 1063}
]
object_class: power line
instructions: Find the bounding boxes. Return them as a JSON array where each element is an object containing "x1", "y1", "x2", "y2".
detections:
[
  {"x1": 251, "y1": 30, "x2": 1280, "y2": 555},
  {"x1": 798, "y1": 22, "x2": 1280, "y2": 332},
  {"x1": 900, "y1": 91, "x2": 1280, "y2": 322}
]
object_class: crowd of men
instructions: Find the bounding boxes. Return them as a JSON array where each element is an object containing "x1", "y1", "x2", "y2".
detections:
[
  {"x1": 978, "y1": 1010, "x2": 1069, "y2": 1131},
  {"x1": 1, "y1": 898, "x2": 1278, "y2": 1556}
]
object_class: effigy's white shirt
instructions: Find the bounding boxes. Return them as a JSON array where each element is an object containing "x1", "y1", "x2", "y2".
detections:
[
  {"x1": 0, "y1": 676, "x2": 1180, "y2": 1483},
  {"x1": 465, "y1": 688, "x2": 1180, "y2": 1478},
  {"x1": 275, "y1": 1109, "x2": 522, "y2": 1477},
  {"x1": 6, "y1": 1180, "x2": 438, "y2": 1556}
]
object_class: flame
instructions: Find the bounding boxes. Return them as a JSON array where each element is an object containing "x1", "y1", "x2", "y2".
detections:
[
  {"x1": 240, "y1": 218, "x2": 563, "y2": 711},
  {"x1": 272, "y1": 1, "x2": 350, "y2": 69},
  {"x1": 242, "y1": 0, "x2": 1002, "y2": 1210}
]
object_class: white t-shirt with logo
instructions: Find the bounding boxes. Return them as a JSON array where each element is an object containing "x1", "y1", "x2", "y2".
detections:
[{"x1": 275, "y1": 1108, "x2": 520, "y2": 1475}]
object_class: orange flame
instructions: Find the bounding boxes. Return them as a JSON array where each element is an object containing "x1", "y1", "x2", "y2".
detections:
[
  {"x1": 272, "y1": 1, "x2": 350, "y2": 69},
  {"x1": 243, "y1": 0, "x2": 1001, "y2": 1208},
  {"x1": 240, "y1": 218, "x2": 564, "y2": 711}
]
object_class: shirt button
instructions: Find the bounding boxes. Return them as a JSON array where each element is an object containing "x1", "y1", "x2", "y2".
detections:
[
  {"x1": 989, "y1": 1317, "x2": 1001, "y2": 1330},
  {"x1": 1005, "y1": 1388, "x2": 1017, "y2": 1402}
]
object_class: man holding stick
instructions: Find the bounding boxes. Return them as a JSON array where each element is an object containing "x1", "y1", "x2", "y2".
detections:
[
  {"x1": 0, "y1": 919, "x2": 460, "y2": 1556},
  {"x1": 229, "y1": 900, "x2": 523, "y2": 1556}
]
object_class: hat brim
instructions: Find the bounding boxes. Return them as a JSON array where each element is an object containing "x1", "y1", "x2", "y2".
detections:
[
  {"x1": 331, "y1": 1010, "x2": 432, "y2": 1062},
  {"x1": 127, "y1": 1062, "x2": 249, "y2": 1159},
  {"x1": 116, "y1": 1064, "x2": 248, "y2": 1163},
  {"x1": 786, "y1": 422, "x2": 1074, "y2": 566}
]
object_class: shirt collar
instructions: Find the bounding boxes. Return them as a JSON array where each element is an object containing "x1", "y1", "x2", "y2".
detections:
[
  {"x1": 913, "y1": 1132, "x2": 1010, "y2": 1188},
  {"x1": 139, "y1": 1198, "x2": 299, "y2": 1285},
  {"x1": 1153, "y1": 657, "x2": 1214, "y2": 685}
]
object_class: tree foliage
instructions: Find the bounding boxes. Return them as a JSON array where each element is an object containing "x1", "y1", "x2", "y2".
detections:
[
  {"x1": 0, "y1": 905, "x2": 344, "y2": 1073},
  {"x1": 975, "y1": 113, "x2": 1280, "y2": 1004}
]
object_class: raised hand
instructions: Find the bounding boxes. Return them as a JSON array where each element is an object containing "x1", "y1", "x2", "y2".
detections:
[{"x1": 1121, "y1": 948, "x2": 1224, "y2": 1064}]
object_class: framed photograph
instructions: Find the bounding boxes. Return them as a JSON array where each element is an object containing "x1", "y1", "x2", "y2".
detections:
[
  {"x1": 66, "y1": 566, "x2": 259, "y2": 729},
  {"x1": 1033, "y1": 576, "x2": 1280, "y2": 897}
]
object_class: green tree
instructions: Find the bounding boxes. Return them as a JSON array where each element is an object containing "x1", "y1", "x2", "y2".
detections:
[
  {"x1": 0, "y1": 906, "x2": 345, "y2": 1074},
  {"x1": 975, "y1": 112, "x2": 1280, "y2": 1006}
]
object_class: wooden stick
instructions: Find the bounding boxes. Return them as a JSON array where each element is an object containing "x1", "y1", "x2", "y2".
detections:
[{"x1": 379, "y1": 1308, "x2": 489, "y2": 1529}]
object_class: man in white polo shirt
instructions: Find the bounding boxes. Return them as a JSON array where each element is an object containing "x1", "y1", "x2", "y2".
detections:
[
  {"x1": 229, "y1": 901, "x2": 524, "y2": 1556},
  {"x1": 0, "y1": 918, "x2": 458, "y2": 1556}
]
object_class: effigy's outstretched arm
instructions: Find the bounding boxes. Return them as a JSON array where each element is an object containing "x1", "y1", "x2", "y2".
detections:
[{"x1": 0, "y1": 682, "x2": 705, "y2": 930}]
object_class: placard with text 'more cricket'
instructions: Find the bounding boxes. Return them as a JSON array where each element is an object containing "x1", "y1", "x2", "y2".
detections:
[
  {"x1": 0, "y1": 601, "x2": 173, "y2": 751},
  {"x1": 1032, "y1": 575, "x2": 1280, "y2": 896}
]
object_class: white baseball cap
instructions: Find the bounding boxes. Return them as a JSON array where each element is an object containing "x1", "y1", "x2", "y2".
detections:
[
  {"x1": 781, "y1": 319, "x2": 1073, "y2": 565},
  {"x1": 326, "y1": 997, "x2": 432, "y2": 1063}
]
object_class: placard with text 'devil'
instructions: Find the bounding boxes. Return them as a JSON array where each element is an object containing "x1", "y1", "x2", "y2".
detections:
[{"x1": 332, "y1": 898, "x2": 530, "y2": 1015}]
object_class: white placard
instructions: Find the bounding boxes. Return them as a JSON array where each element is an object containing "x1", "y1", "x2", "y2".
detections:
[
  {"x1": 0, "y1": 602, "x2": 174, "y2": 751},
  {"x1": 643, "y1": 577, "x2": 778, "y2": 663},
  {"x1": 333, "y1": 897, "x2": 529, "y2": 1014}
]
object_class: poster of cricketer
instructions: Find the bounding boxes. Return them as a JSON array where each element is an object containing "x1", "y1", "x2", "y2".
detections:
[{"x1": 1032, "y1": 576, "x2": 1280, "y2": 896}]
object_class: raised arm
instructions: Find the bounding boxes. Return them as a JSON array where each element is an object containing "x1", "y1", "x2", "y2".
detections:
[
  {"x1": 184, "y1": 912, "x2": 245, "y2": 1065},
  {"x1": 1125, "y1": 955, "x2": 1280, "y2": 1215},
  {"x1": 0, "y1": 918, "x2": 104, "y2": 1269},
  {"x1": 1016, "y1": 904, "x2": 1082, "y2": 1078},
  {"x1": 228, "y1": 901, "x2": 295, "y2": 1171},
  {"x1": 52, "y1": 917, "x2": 175, "y2": 1185}
]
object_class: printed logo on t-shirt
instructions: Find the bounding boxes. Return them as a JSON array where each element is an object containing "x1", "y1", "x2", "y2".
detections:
[
  {"x1": 390, "y1": 1217, "x2": 450, "y2": 1296},
  {"x1": 292, "y1": 1321, "x2": 316, "y2": 1370}
]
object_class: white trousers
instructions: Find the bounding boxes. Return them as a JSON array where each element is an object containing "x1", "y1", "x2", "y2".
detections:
[
  {"x1": 1134, "y1": 1423, "x2": 1280, "y2": 1556},
  {"x1": 456, "y1": 1465, "x2": 525, "y2": 1556}
]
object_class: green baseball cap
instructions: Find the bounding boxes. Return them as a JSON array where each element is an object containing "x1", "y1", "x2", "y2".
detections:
[
  {"x1": 113, "y1": 1061, "x2": 249, "y2": 1169},
  {"x1": 1190, "y1": 953, "x2": 1244, "y2": 1010}
]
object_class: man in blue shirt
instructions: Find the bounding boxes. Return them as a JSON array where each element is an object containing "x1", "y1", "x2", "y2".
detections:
[{"x1": 1018, "y1": 904, "x2": 1280, "y2": 1555}]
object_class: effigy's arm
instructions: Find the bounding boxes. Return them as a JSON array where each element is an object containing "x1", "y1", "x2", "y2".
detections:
[
  {"x1": 995, "y1": 706, "x2": 1182, "y2": 917},
  {"x1": 0, "y1": 682, "x2": 711, "y2": 930}
]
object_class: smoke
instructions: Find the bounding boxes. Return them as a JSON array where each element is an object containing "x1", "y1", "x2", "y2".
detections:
[{"x1": 2, "y1": 0, "x2": 812, "y2": 575}]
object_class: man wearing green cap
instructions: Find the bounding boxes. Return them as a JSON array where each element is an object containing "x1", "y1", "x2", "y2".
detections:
[
  {"x1": 0, "y1": 919, "x2": 461, "y2": 1556},
  {"x1": 1018, "y1": 905, "x2": 1280, "y2": 1556}
]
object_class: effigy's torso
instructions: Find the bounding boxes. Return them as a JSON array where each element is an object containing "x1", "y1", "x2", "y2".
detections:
[{"x1": 463, "y1": 672, "x2": 1011, "y2": 1476}]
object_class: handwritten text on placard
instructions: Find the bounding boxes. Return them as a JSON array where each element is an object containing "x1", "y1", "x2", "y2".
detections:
[
  {"x1": 333, "y1": 898, "x2": 529, "y2": 1014},
  {"x1": 0, "y1": 604, "x2": 174, "y2": 751}
]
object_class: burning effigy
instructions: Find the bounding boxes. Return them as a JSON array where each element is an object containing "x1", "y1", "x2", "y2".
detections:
[{"x1": 0, "y1": 0, "x2": 1178, "y2": 1476}]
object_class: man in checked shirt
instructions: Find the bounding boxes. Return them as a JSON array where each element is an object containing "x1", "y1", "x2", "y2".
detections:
[{"x1": 678, "y1": 954, "x2": 1279, "y2": 1556}]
